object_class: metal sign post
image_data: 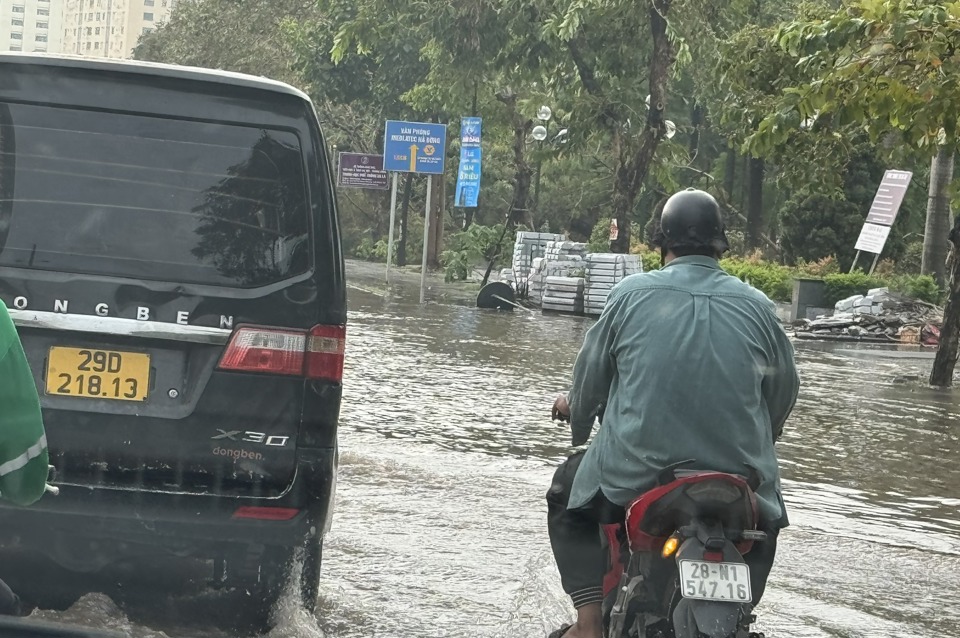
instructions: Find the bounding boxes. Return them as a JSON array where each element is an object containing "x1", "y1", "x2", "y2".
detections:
[
  {"x1": 385, "y1": 173, "x2": 399, "y2": 283},
  {"x1": 420, "y1": 177, "x2": 433, "y2": 304},
  {"x1": 382, "y1": 120, "x2": 448, "y2": 303}
]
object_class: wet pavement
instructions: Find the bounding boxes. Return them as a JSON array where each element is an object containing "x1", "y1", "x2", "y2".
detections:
[{"x1": 7, "y1": 267, "x2": 960, "y2": 637}]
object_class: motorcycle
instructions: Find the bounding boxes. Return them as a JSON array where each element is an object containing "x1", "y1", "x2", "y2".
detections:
[{"x1": 599, "y1": 460, "x2": 767, "y2": 638}]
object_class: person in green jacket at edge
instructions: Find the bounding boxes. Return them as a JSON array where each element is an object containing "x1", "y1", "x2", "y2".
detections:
[
  {"x1": 0, "y1": 299, "x2": 51, "y2": 616},
  {"x1": 547, "y1": 188, "x2": 799, "y2": 638}
]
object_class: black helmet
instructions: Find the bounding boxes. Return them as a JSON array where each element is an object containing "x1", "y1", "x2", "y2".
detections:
[{"x1": 652, "y1": 188, "x2": 729, "y2": 254}]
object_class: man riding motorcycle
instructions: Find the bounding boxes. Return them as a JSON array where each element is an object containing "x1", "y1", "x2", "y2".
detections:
[{"x1": 547, "y1": 188, "x2": 799, "y2": 638}]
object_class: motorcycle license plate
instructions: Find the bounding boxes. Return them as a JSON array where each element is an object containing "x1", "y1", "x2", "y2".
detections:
[{"x1": 679, "y1": 560, "x2": 752, "y2": 603}]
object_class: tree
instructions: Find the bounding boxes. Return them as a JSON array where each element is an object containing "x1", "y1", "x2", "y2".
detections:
[
  {"x1": 539, "y1": 0, "x2": 678, "y2": 253},
  {"x1": 744, "y1": 0, "x2": 960, "y2": 384}
]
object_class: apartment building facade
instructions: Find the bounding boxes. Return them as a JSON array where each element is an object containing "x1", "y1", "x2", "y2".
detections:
[
  {"x1": 0, "y1": 0, "x2": 65, "y2": 53},
  {"x1": 62, "y1": 0, "x2": 175, "y2": 59}
]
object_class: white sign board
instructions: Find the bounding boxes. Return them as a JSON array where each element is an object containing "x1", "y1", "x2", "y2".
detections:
[
  {"x1": 865, "y1": 170, "x2": 913, "y2": 226},
  {"x1": 854, "y1": 222, "x2": 892, "y2": 254}
]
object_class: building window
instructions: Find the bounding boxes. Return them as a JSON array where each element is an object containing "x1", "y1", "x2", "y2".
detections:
[
  {"x1": 143, "y1": 12, "x2": 154, "y2": 21},
  {"x1": 37, "y1": 8, "x2": 49, "y2": 16},
  {"x1": 95, "y1": 26, "x2": 100, "y2": 34},
  {"x1": 10, "y1": 33, "x2": 22, "y2": 40},
  {"x1": 145, "y1": 0, "x2": 154, "y2": 5},
  {"x1": 94, "y1": 42, "x2": 100, "y2": 49},
  {"x1": 11, "y1": 19, "x2": 24, "y2": 26},
  {"x1": 37, "y1": 21, "x2": 48, "y2": 29},
  {"x1": 85, "y1": 27, "x2": 92, "y2": 35},
  {"x1": 9, "y1": 44, "x2": 22, "y2": 51},
  {"x1": 12, "y1": 6, "x2": 25, "y2": 14},
  {"x1": 34, "y1": 46, "x2": 47, "y2": 52},
  {"x1": 142, "y1": 26, "x2": 152, "y2": 34},
  {"x1": 35, "y1": 34, "x2": 47, "y2": 42},
  {"x1": 85, "y1": 42, "x2": 91, "y2": 50}
]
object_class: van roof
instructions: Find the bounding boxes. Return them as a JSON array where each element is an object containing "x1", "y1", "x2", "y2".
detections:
[{"x1": 0, "y1": 53, "x2": 312, "y2": 102}]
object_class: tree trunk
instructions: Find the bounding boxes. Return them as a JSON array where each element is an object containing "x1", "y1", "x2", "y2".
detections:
[
  {"x1": 463, "y1": 208, "x2": 474, "y2": 230},
  {"x1": 397, "y1": 173, "x2": 413, "y2": 267},
  {"x1": 740, "y1": 155, "x2": 748, "y2": 212},
  {"x1": 607, "y1": 0, "x2": 674, "y2": 253},
  {"x1": 746, "y1": 156, "x2": 765, "y2": 251},
  {"x1": 930, "y1": 216, "x2": 960, "y2": 386},
  {"x1": 723, "y1": 147, "x2": 736, "y2": 202},
  {"x1": 499, "y1": 91, "x2": 532, "y2": 227},
  {"x1": 922, "y1": 146, "x2": 954, "y2": 287}
]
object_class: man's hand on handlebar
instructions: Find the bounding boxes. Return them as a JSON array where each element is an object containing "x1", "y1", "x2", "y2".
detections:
[{"x1": 551, "y1": 394, "x2": 571, "y2": 423}]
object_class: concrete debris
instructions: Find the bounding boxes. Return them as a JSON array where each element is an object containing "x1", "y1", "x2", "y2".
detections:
[{"x1": 795, "y1": 289, "x2": 943, "y2": 344}]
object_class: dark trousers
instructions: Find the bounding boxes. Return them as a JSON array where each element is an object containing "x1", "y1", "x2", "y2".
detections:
[{"x1": 546, "y1": 451, "x2": 779, "y2": 609}]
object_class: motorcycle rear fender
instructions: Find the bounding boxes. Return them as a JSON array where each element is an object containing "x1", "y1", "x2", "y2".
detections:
[{"x1": 673, "y1": 537, "x2": 751, "y2": 638}]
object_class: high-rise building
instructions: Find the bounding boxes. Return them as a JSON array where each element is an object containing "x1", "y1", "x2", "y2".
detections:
[
  {"x1": 62, "y1": 0, "x2": 175, "y2": 59},
  {"x1": 0, "y1": 0, "x2": 65, "y2": 54}
]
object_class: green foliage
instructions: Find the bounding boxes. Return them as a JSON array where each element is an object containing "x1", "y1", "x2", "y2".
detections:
[
  {"x1": 822, "y1": 272, "x2": 887, "y2": 306},
  {"x1": 820, "y1": 271, "x2": 943, "y2": 305},
  {"x1": 720, "y1": 257, "x2": 794, "y2": 302},
  {"x1": 889, "y1": 274, "x2": 943, "y2": 304},
  {"x1": 440, "y1": 224, "x2": 514, "y2": 282},
  {"x1": 639, "y1": 251, "x2": 661, "y2": 273},
  {"x1": 795, "y1": 255, "x2": 842, "y2": 277},
  {"x1": 896, "y1": 241, "x2": 925, "y2": 274},
  {"x1": 753, "y1": 1, "x2": 960, "y2": 153}
]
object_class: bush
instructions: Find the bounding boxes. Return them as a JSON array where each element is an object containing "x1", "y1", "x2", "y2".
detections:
[
  {"x1": 795, "y1": 255, "x2": 841, "y2": 277},
  {"x1": 440, "y1": 223, "x2": 514, "y2": 282},
  {"x1": 720, "y1": 258, "x2": 794, "y2": 302},
  {"x1": 889, "y1": 274, "x2": 943, "y2": 305},
  {"x1": 821, "y1": 272, "x2": 887, "y2": 306}
]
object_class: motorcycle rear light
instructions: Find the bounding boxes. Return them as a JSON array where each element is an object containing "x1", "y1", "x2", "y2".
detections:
[
  {"x1": 232, "y1": 506, "x2": 300, "y2": 521},
  {"x1": 218, "y1": 324, "x2": 346, "y2": 382},
  {"x1": 685, "y1": 480, "x2": 744, "y2": 505},
  {"x1": 661, "y1": 536, "x2": 680, "y2": 558},
  {"x1": 703, "y1": 551, "x2": 724, "y2": 562}
]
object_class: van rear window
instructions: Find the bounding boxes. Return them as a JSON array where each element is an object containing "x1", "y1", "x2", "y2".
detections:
[{"x1": 0, "y1": 103, "x2": 311, "y2": 287}]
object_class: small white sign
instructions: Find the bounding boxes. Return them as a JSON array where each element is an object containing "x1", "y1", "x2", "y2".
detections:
[{"x1": 854, "y1": 223, "x2": 892, "y2": 254}]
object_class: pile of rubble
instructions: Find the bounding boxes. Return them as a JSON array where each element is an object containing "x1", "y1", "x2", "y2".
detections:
[{"x1": 794, "y1": 288, "x2": 943, "y2": 344}]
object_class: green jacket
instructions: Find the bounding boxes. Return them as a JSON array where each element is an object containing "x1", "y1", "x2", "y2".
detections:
[
  {"x1": 567, "y1": 256, "x2": 799, "y2": 526},
  {"x1": 0, "y1": 302, "x2": 48, "y2": 506}
]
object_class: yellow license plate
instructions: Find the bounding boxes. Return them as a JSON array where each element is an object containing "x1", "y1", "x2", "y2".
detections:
[{"x1": 46, "y1": 347, "x2": 150, "y2": 402}]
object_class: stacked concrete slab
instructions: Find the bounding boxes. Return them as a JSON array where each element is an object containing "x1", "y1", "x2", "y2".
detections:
[
  {"x1": 527, "y1": 241, "x2": 588, "y2": 304},
  {"x1": 511, "y1": 231, "x2": 564, "y2": 291},
  {"x1": 584, "y1": 254, "x2": 642, "y2": 316},
  {"x1": 542, "y1": 276, "x2": 585, "y2": 314}
]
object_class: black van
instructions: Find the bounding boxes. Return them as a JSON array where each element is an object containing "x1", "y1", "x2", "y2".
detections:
[{"x1": 0, "y1": 54, "x2": 345, "y2": 618}]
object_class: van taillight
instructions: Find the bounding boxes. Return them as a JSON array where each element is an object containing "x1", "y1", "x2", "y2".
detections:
[
  {"x1": 218, "y1": 325, "x2": 345, "y2": 382},
  {"x1": 305, "y1": 324, "x2": 346, "y2": 382}
]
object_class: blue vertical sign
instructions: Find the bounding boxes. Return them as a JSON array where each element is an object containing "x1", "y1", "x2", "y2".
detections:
[{"x1": 454, "y1": 117, "x2": 482, "y2": 208}]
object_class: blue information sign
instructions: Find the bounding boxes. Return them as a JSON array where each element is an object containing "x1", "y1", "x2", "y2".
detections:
[
  {"x1": 454, "y1": 117, "x2": 482, "y2": 208},
  {"x1": 383, "y1": 120, "x2": 448, "y2": 174}
]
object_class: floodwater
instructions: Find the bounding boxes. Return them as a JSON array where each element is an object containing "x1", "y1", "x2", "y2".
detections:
[{"x1": 9, "y1": 271, "x2": 960, "y2": 638}]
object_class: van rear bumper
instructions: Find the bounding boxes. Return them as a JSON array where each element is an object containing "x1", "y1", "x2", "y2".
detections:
[{"x1": 0, "y1": 447, "x2": 335, "y2": 570}]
